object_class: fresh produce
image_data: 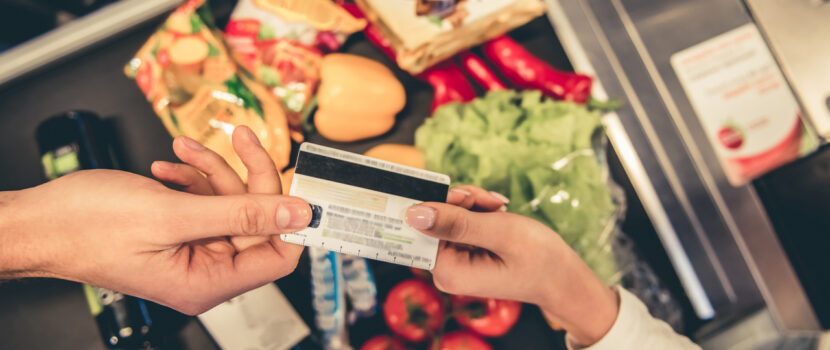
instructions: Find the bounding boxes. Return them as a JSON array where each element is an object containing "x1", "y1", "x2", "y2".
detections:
[
  {"x1": 224, "y1": 0, "x2": 366, "y2": 141},
  {"x1": 125, "y1": 0, "x2": 291, "y2": 180},
  {"x1": 360, "y1": 335, "x2": 407, "y2": 350},
  {"x1": 457, "y1": 51, "x2": 506, "y2": 92},
  {"x1": 432, "y1": 331, "x2": 492, "y2": 350},
  {"x1": 418, "y1": 61, "x2": 477, "y2": 114},
  {"x1": 365, "y1": 144, "x2": 425, "y2": 169},
  {"x1": 415, "y1": 90, "x2": 618, "y2": 282},
  {"x1": 315, "y1": 53, "x2": 406, "y2": 142},
  {"x1": 482, "y1": 36, "x2": 593, "y2": 104},
  {"x1": 383, "y1": 279, "x2": 444, "y2": 342},
  {"x1": 451, "y1": 296, "x2": 521, "y2": 337}
]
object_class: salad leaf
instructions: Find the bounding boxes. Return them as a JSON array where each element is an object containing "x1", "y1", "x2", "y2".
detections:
[{"x1": 416, "y1": 90, "x2": 618, "y2": 281}]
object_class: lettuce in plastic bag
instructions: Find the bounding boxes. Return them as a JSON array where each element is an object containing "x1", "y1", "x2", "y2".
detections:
[{"x1": 416, "y1": 90, "x2": 619, "y2": 281}]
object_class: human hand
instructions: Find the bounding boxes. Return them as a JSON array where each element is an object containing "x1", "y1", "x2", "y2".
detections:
[
  {"x1": 0, "y1": 127, "x2": 310, "y2": 315},
  {"x1": 406, "y1": 186, "x2": 618, "y2": 345}
]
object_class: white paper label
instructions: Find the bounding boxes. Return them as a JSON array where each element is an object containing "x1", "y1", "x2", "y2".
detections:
[{"x1": 198, "y1": 284, "x2": 309, "y2": 350}]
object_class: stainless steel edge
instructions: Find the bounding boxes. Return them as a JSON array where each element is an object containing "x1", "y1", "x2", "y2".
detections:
[
  {"x1": 544, "y1": 0, "x2": 716, "y2": 319},
  {"x1": 0, "y1": 0, "x2": 180, "y2": 87}
]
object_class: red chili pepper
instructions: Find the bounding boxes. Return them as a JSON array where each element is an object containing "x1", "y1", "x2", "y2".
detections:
[
  {"x1": 417, "y1": 60, "x2": 477, "y2": 113},
  {"x1": 457, "y1": 51, "x2": 506, "y2": 91},
  {"x1": 482, "y1": 35, "x2": 592, "y2": 103}
]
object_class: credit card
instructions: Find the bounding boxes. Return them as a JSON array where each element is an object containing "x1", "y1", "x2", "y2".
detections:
[{"x1": 281, "y1": 143, "x2": 450, "y2": 270}]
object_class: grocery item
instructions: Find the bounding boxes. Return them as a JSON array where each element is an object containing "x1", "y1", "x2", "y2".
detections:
[
  {"x1": 314, "y1": 54, "x2": 406, "y2": 142},
  {"x1": 383, "y1": 279, "x2": 444, "y2": 342},
  {"x1": 432, "y1": 331, "x2": 492, "y2": 350},
  {"x1": 355, "y1": 0, "x2": 545, "y2": 74},
  {"x1": 457, "y1": 51, "x2": 506, "y2": 92},
  {"x1": 341, "y1": 254, "x2": 378, "y2": 323},
  {"x1": 481, "y1": 35, "x2": 593, "y2": 103},
  {"x1": 416, "y1": 90, "x2": 619, "y2": 282},
  {"x1": 670, "y1": 24, "x2": 817, "y2": 185},
  {"x1": 364, "y1": 144, "x2": 425, "y2": 169},
  {"x1": 418, "y1": 60, "x2": 476, "y2": 114},
  {"x1": 36, "y1": 112, "x2": 156, "y2": 350},
  {"x1": 359, "y1": 335, "x2": 406, "y2": 350},
  {"x1": 451, "y1": 296, "x2": 521, "y2": 337},
  {"x1": 224, "y1": 0, "x2": 366, "y2": 141},
  {"x1": 125, "y1": 0, "x2": 292, "y2": 179},
  {"x1": 309, "y1": 248, "x2": 350, "y2": 350}
]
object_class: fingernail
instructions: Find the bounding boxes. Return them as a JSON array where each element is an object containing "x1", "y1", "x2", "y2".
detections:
[
  {"x1": 276, "y1": 202, "x2": 312, "y2": 231},
  {"x1": 242, "y1": 126, "x2": 262, "y2": 147},
  {"x1": 498, "y1": 205, "x2": 508, "y2": 212},
  {"x1": 180, "y1": 136, "x2": 205, "y2": 151},
  {"x1": 152, "y1": 161, "x2": 174, "y2": 171},
  {"x1": 489, "y1": 191, "x2": 510, "y2": 204},
  {"x1": 406, "y1": 205, "x2": 436, "y2": 230},
  {"x1": 450, "y1": 188, "x2": 472, "y2": 196}
]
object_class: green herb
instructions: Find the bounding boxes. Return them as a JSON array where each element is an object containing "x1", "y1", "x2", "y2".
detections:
[
  {"x1": 207, "y1": 42, "x2": 220, "y2": 57},
  {"x1": 416, "y1": 90, "x2": 618, "y2": 281},
  {"x1": 189, "y1": 13, "x2": 203, "y2": 33},
  {"x1": 225, "y1": 76, "x2": 264, "y2": 119}
]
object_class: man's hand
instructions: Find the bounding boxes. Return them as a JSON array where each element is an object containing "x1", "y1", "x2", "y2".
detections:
[
  {"x1": 0, "y1": 126, "x2": 309, "y2": 315},
  {"x1": 406, "y1": 187, "x2": 619, "y2": 346}
]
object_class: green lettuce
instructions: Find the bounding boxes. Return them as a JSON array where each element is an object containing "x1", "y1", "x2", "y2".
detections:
[{"x1": 416, "y1": 90, "x2": 618, "y2": 281}]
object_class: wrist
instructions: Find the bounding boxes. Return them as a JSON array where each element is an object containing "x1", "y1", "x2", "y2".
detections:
[
  {"x1": 537, "y1": 248, "x2": 619, "y2": 346},
  {"x1": 0, "y1": 189, "x2": 50, "y2": 279}
]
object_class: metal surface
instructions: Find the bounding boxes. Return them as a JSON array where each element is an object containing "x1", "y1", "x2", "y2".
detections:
[
  {"x1": 745, "y1": 0, "x2": 830, "y2": 139},
  {"x1": 546, "y1": 0, "x2": 821, "y2": 333},
  {"x1": 0, "y1": 0, "x2": 179, "y2": 86}
]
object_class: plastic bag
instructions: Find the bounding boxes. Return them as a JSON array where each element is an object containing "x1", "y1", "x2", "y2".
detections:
[
  {"x1": 224, "y1": 0, "x2": 366, "y2": 141},
  {"x1": 125, "y1": 0, "x2": 291, "y2": 179}
]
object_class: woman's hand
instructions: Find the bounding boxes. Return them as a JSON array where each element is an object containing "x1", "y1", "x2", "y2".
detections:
[
  {"x1": 0, "y1": 126, "x2": 309, "y2": 315},
  {"x1": 406, "y1": 186, "x2": 619, "y2": 346}
]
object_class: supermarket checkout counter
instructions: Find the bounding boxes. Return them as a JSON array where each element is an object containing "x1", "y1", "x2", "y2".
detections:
[{"x1": 0, "y1": 0, "x2": 827, "y2": 349}]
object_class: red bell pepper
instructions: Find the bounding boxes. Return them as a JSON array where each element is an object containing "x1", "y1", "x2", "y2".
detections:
[
  {"x1": 458, "y1": 51, "x2": 506, "y2": 91},
  {"x1": 482, "y1": 35, "x2": 593, "y2": 103}
]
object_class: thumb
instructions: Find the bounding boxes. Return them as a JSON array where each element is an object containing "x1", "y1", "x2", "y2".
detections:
[
  {"x1": 405, "y1": 202, "x2": 507, "y2": 252},
  {"x1": 162, "y1": 192, "x2": 312, "y2": 242}
]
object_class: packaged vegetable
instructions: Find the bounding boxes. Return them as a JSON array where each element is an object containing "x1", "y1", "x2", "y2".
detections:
[
  {"x1": 315, "y1": 54, "x2": 406, "y2": 142},
  {"x1": 125, "y1": 0, "x2": 291, "y2": 178},
  {"x1": 225, "y1": 0, "x2": 366, "y2": 141},
  {"x1": 415, "y1": 90, "x2": 619, "y2": 281},
  {"x1": 355, "y1": 0, "x2": 545, "y2": 74}
]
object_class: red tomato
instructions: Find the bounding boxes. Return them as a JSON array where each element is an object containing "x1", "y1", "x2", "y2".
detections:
[
  {"x1": 136, "y1": 62, "x2": 153, "y2": 98},
  {"x1": 433, "y1": 331, "x2": 492, "y2": 350},
  {"x1": 360, "y1": 335, "x2": 406, "y2": 350},
  {"x1": 452, "y1": 295, "x2": 521, "y2": 337},
  {"x1": 383, "y1": 279, "x2": 444, "y2": 342}
]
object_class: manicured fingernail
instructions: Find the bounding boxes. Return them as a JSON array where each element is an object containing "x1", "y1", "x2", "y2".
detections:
[
  {"x1": 406, "y1": 205, "x2": 436, "y2": 230},
  {"x1": 450, "y1": 188, "x2": 472, "y2": 196},
  {"x1": 242, "y1": 126, "x2": 262, "y2": 147},
  {"x1": 276, "y1": 202, "x2": 312, "y2": 230},
  {"x1": 498, "y1": 205, "x2": 508, "y2": 212},
  {"x1": 489, "y1": 191, "x2": 510, "y2": 204},
  {"x1": 180, "y1": 136, "x2": 205, "y2": 151}
]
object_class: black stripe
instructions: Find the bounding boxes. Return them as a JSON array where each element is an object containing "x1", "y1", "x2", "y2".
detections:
[{"x1": 295, "y1": 151, "x2": 448, "y2": 203}]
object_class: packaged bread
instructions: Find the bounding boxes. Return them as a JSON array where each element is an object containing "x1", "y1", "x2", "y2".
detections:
[
  {"x1": 125, "y1": 0, "x2": 291, "y2": 180},
  {"x1": 224, "y1": 0, "x2": 366, "y2": 141},
  {"x1": 356, "y1": 0, "x2": 546, "y2": 74}
]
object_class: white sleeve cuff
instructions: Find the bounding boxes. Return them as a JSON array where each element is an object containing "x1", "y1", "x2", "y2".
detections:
[{"x1": 565, "y1": 286, "x2": 700, "y2": 350}]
